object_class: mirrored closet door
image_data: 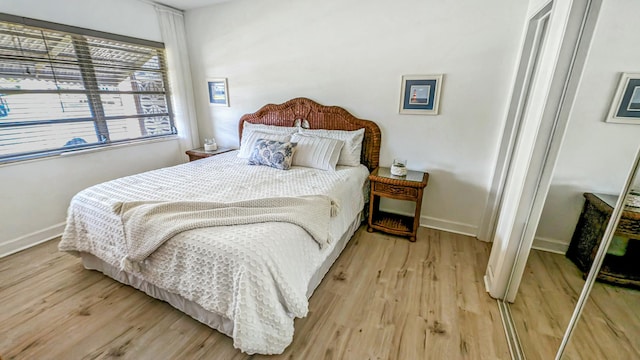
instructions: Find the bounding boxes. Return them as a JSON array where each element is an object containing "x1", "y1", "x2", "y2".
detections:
[
  {"x1": 509, "y1": 160, "x2": 633, "y2": 359},
  {"x1": 508, "y1": 146, "x2": 640, "y2": 359},
  {"x1": 496, "y1": 0, "x2": 640, "y2": 358},
  {"x1": 557, "y1": 148, "x2": 640, "y2": 359},
  {"x1": 561, "y1": 252, "x2": 640, "y2": 359}
]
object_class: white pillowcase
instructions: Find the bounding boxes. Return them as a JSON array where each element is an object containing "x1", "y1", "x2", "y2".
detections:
[
  {"x1": 291, "y1": 133, "x2": 344, "y2": 171},
  {"x1": 238, "y1": 131, "x2": 292, "y2": 159},
  {"x1": 238, "y1": 122, "x2": 299, "y2": 159},
  {"x1": 299, "y1": 128, "x2": 365, "y2": 167},
  {"x1": 243, "y1": 122, "x2": 299, "y2": 134}
]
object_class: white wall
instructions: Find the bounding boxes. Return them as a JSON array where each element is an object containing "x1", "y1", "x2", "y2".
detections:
[
  {"x1": 534, "y1": 0, "x2": 640, "y2": 252},
  {"x1": 185, "y1": 0, "x2": 529, "y2": 235},
  {"x1": 0, "y1": 0, "x2": 162, "y2": 42},
  {"x1": 0, "y1": 0, "x2": 184, "y2": 256}
]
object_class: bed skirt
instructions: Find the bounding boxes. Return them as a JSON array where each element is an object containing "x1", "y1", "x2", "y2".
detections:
[{"x1": 79, "y1": 214, "x2": 363, "y2": 339}]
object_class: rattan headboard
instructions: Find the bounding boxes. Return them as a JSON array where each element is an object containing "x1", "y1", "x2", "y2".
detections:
[{"x1": 239, "y1": 97, "x2": 381, "y2": 171}]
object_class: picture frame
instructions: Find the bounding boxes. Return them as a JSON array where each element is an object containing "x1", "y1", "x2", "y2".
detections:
[
  {"x1": 606, "y1": 72, "x2": 640, "y2": 124},
  {"x1": 208, "y1": 78, "x2": 229, "y2": 107},
  {"x1": 399, "y1": 74, "x2": 443, "y2": 115}
]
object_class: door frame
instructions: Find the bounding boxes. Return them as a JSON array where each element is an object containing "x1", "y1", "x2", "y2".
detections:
[
  {"x1": 485, "y1": 1, "x2": 601, "y2": 358},
  {"x1": 483, "y1": 0, "x2": 599, "y2": 302},
  {"x1": 477, "y1": 2, "x2": 553, "y2": 244}
]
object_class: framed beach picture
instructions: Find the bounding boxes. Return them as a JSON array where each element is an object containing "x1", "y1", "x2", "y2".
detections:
[
  {"x1": 606, "y1": 73, "x2": 640, "y2": 124},
  {"x1": 399, "y1": 74, "x2": 443, "y2": 115},
  {"x1": 208, "y1": 78, "x2": 229, "y2": 106}
]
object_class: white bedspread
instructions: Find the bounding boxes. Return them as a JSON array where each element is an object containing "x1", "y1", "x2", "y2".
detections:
[
  {"x1": 59, "y1": 151, "x2": 369, "y2": 355},
  {"x1": 118, "y1": 195, "x2": 335, "y2": 272}
]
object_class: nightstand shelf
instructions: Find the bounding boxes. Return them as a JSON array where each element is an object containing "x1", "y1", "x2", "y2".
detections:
[
  {"x1": 367, "y1": 167, "x2": 429, "y2": 242},
  {"x1": 371, "y1": 211, "x2": 414, "y2": 234}
]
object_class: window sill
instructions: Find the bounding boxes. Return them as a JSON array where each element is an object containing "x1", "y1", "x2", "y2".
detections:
[
  {"x1": 59, "y1": 135, "x2": 179, "y2": 157},
  {"x1": 0, "y1": 135, "x2": 180, "y2": 168}
]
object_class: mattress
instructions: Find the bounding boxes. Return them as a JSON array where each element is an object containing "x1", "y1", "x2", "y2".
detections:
[{"x1": 59, "y1": 151, "x2": 370, "y2": 354}]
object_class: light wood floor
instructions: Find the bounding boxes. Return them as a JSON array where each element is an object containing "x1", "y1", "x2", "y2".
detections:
[
  {"x1": 511, "y1": 249, "x2": 640, "y2": 360},
  {"x1": 0, "y1": 226, "x2": 510, "y2": 360}
]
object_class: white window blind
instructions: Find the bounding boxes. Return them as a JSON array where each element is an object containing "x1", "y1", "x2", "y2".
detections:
[{"x1": 0, "y1": 13, "x2": 175, "y2": 163}]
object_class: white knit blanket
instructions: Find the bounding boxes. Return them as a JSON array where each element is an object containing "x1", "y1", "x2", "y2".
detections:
[
  {"x1": 117, "y1": 196, "x2": 335, "y2": 272},
  {"x1": 59, "y1": 151, "x2": 370, "y2": 355}
]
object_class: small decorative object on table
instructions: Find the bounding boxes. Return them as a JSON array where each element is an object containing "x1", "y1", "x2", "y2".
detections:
[
  {"x1": 390, "y1": 158, "x2": 407, "y2": 176},
  {"x1": 204, "y1": 138, "x2": 218, "y2": 151}
]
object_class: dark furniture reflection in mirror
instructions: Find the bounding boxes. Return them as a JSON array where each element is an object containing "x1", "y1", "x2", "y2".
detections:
[{"x1": 567, "y1": 192, "x2": 640, "y2": 288}]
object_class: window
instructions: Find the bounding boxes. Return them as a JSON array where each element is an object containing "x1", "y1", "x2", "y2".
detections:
[{"x1": 0, "y1": 13, "x2": 175, "y2": 163}]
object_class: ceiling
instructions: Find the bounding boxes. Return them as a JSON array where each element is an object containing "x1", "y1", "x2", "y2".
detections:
[{"x1": 153, "y1": 0, "x2": 232, "y2": 11}]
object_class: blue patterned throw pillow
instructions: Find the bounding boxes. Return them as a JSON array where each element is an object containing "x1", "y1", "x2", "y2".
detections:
[{"x1": 248, "y1": 139, "x2": 298, "y2": 170}]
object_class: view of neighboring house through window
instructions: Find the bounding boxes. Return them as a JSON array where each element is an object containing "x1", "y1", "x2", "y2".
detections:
[{"x1": 0, "y1": 13, "x2": 175, "y2": 163}]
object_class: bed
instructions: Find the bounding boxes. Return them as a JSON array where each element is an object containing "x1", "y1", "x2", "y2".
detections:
[{"x1": 58, "y1": 97, "x2": 381, "y2": 355}]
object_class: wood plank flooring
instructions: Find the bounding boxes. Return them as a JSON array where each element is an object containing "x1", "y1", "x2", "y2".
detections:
[
  {"x1": 0, "y1": 226, "x2": 510, "y2": 360},
  {"x1": 511, "y1": 249, "x2": 640, "y2": 360}
]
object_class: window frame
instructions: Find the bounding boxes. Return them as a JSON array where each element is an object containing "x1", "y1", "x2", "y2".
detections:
[{"x1": 0, "y1": 13, "x2": 176, "y2": 164}]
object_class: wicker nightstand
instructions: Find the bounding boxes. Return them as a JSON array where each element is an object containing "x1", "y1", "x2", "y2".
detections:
[
  {"x1": 185, "y1": 146, "x2": 235, "y2": 162},
  {"x1": 367, "y1": 167, "x2": 429, "y2": 242}
]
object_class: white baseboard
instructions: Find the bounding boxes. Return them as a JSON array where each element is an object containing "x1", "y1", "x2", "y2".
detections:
[
  {"x1": 420, "y1": 215, "x2": 478, "y2": 237},
  {"x1": 378, "y1": 205, "x2": 478, "y2": 237},
  {"x1": 532, "y1": 236, "x2": 569, "y2": 254},
  {"x1": 0, "y1": 222, "x2": 65, "y2": 258}
]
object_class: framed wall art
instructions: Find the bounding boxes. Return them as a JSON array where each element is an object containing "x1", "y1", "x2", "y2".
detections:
[
  {"x1": 606, "y1": 72, "x2": 640, "y2": 124},
  {"x1": 399, "y1": 74, "x2": 443, "y2": 115},
  {"x1": 208, "y1": 78, "x2": 229, "y2": 107}
]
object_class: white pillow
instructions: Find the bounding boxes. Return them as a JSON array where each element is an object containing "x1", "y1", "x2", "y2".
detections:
[
  {"x1": 299, "y1": 128, "x2": 365, "y2": 166},
  {"x1": 291, "y1": 133, "x2": 344, "y2": 171},
  {"x1": 243, "y1": 122, "x2": 300, "y2": 134},
  {"x1": 238, "y1": 131, "x2": 292, "y2": 158},
  {"x1": 238, "y1": 122, "x2": 299, "y2": 158}
]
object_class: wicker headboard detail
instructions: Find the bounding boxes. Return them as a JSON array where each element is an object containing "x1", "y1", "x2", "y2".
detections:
[{"x1": 239, "y1": 97, "x2": 381, "y2": 171}]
